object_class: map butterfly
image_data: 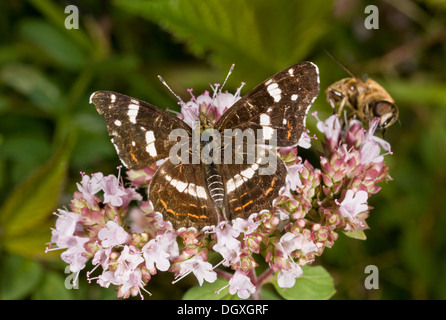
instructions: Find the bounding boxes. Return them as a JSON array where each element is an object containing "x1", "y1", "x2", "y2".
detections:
[{"x1": 90, "y1": 62, "x2": 320, "y2": 229}]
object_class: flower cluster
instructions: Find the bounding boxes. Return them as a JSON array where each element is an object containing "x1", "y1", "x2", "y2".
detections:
[{"x1": 47, "y1": 81, "x2": 393, "y2": 300}]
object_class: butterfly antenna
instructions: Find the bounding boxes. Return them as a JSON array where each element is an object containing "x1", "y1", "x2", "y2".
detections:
[
  {"x1": 219, "y1": 63, "x2": 235, "y2": 94},
  {"x1": 205, "y1": 64, "x2": 235, "y2": 117},
  {"x1": 158, "y1": 75, "x2": 186, "y2": 107},
  {"x1": 323, "y1": 48, "x2": 357, "y2": 78}
]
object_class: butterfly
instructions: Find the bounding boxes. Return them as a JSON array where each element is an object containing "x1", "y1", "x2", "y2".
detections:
[{"x1": 90, "y1": 62, "x2": 320, "y2": 230}]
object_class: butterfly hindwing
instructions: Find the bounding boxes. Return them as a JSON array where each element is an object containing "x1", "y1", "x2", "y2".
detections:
[
  {"x1": 90, "y1": 90, "x2": 192, "y2": 169},
  {"x1": 216, "y1": 61, "x2": 319, "y2": 147},
  {"x1": 149, "y1": 159, "x2": 220, "y2": 229},
  {"x1": 221, "y1": 144, "x2": 287, "y2": 221}
]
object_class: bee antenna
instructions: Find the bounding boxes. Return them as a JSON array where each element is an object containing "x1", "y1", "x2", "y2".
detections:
[{"x1": 323, "y1": 48, "x2": 357, "y2": 79}]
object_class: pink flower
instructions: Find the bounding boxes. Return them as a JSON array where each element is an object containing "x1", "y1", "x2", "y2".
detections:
[
  {"x1": 214, "y1": 92, "x2": 241, "y2": 117},
  {"x1": 53, "y1": 209, "x2": 82, "y2": 242},
  {"x1": 157, "y1": 231, "x2": 179, "y2": 257},
  {"x1": 100, "y1": 175, "x2": 128, "y2": 207},
  {"x1": 232, "y1": 214, "x2": 260, "y2": 235},
  {"x1": 212, "y1": 222, "x2": 241, "y2": 266},
  {"x1": 228, "y1": 270, "x2": 256, "y2": 299},
  {"x1": 285, "y1": 160, "x2": 304, "y2": 191},
  {"x1": 76, "y1": 172, "x2": 103, "y2": 206},
  {"x1": 142, "y1": 238, "x2": 171, "y2": 272},
  {"x1": 97, "y1": 270, "x2": 116, "y2": 288},
  {"x1": 115, "y1": 245, "x2": 144, "y2": 280},
  {"x1": 277, "y1": 231, "x2": 317, "y2": 257},
  {"x1": 338, "y1": 190, "x2": 368, "y2": 219},
  {"x1": 277, "y1": 262, "x2": 303, "y2": 288},
  {"x1": 360, "y1": 120, "x2": 392, "y2": 165},
  {"x1": 315, "y1": 113, "x2": 342, "y2": 152},
  {"x1": 92, "y1": 247, "x2": 112, "y2": 270},
  {"x1": 298, "y1": 131, "x2": 312, "y2": 149},
  {"x1": 60, "y1": 236, "x2": 89, "y2": 272},
  {"x1": 178, "y1": 255, "x2": 217, "y2": 286},
  {"x1": 98, "y1": 221, "x2": 129, "y2": 248}
]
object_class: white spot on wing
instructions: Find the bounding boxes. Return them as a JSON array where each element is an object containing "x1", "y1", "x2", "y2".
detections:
[
  {"x1": 111, "y1": 94, "x2": 116, "y2": 103},
  {"x1": 128, "y1": 104, "x2": 139, "y2": 124},
  {"x1": 291, "y1": 94, "x2": 298, "y2": 101},
  {"x1": 288, "y1": 68, "x2": 294, "y2": 76},
  {"x1": 240, "y1": 167, "x2": 255, "y2": 179},
  {"x1": 226, "y1": 178, "x2": 236, "y2": 193},
  {"x1": 145, "y1": 131, "x2": 157, "y2": 157},
  {"x1": 175, "y1": 180, "x2": 188, "y2": 193},
  {"x1": 196, "y1": 185, "x2": 208, "y2": 199},
  {"x1": 260, "y1": 113, "x2": 271, "y2": 126},
  {"x1": 114, "y1": 119, "x2": 122, "y2": 126},
  {"x1": 145, "y1": 131, "x2": 156, "y2": 144},
  {"x1": 267, "y1": 82, "x2": 282, "y2": 102},
  {"x1": 89, "y1": 92, "x2": 96, "y2": 104},
  {"x1": 262, "y1": 126, "x2": 275, "y2": 139}
]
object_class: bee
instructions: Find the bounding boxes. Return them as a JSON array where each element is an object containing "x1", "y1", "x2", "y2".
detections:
[{"x1": 325, "y1": 57, "x2": 399, "y2": 133}]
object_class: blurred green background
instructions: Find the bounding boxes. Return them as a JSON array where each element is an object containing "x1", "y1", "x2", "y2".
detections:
[{"x1": 0, "y1": 0, "x2": 445, "y2": 300}]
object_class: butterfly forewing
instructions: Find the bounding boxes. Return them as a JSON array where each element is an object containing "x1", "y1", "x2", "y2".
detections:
[
  {"x1": 90, "y1": 90, "x2": 192, "y2": 169},
  {"x1": 216, "y1": 62, "x2": 319, "y2": 147}
]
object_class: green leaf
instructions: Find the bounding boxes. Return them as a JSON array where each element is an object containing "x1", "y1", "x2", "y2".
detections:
[
  {"x1": 19, "y1": 19, "x2": 87, "y2": 70},
  {"x1": 0, "y1": 254, "x2": 44, "y2": 300},
  {"x1": 343, "y1": 230, "x2": 367, "y2": 240},
  {"x1": 183, "y1": 278, "x2": 241, "y2": 300},
  {"x1": 116, "y1": 0, "x2": 331, "y2": 84},
  {"x1": 273, "y1": 265, "x2": 336, "y2": 300},
  {"x1": 0, "y1": 132, "x2": 76, "y2": 253},
  {"x1": 27, "y1": 0, "x2": 93, "y2": 54},
  {"x1": 0, "y1": 63, "x2": 61, "y2": 113},
  {"x1": 4, "y1": 220, "x2": 58, "y2": 260},
  {"x1": 31, "y1": 271, "x2": 74, "y2": 300}
]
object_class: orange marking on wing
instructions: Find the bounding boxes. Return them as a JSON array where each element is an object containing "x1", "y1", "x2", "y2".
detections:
[
  {"x1": 234, "y1": 206, "x2": 242, "y2": 212},
  {"x1": 286, "y1": 122, "x2": 292, "y2": 140},
  {"x1": 265, "y1": 177, "x2": 277, "y2": 196},
  {"x1": 242, "y1": 200, "x2": 253, "y2": 209},
  {"x1": 271, "y1": 177, "x2": 277, "y2": 186},
  {"x1": 160, "y1": 199, "x2": 168, "y2": 209},
  {"x1": 265, "y1": 187, "x2": 274, "y2": 196},
  {"x1": 130, "y1": 151, "x2": 138, "y2": 163},
  {"x1": 188, "y1": 213, "x2": 208, "y2": 219},
  {"x1": 129, "y1": 145, "x2": 139, "y2": 163}
]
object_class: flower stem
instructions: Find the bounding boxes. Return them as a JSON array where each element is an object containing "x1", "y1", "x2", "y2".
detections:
[
  {"x1": 257, "y1": 268, "x2": 275, "y2": 286},
  {"x1": 215, "y1": 269, "x2": 233, "y2": 281}
]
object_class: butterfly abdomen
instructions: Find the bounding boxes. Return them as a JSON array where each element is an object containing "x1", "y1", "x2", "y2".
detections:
[{"x1": 205, "y1": 164, "x2": 225, "y2": 207}]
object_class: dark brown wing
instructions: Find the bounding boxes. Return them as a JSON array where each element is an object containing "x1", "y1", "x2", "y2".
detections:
[
  {"x1": 149, "y1": 159, "x2": 220, "y2": 230},
  {"x1": 221, "y1": 144, "x2": 287, "y2": 221},
  {"x1": 215, "y1": 62, "x2": 320, "y2": 147},
  {"x1": 90, "y1": 90, "x2": 192, "y2": 169}
]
